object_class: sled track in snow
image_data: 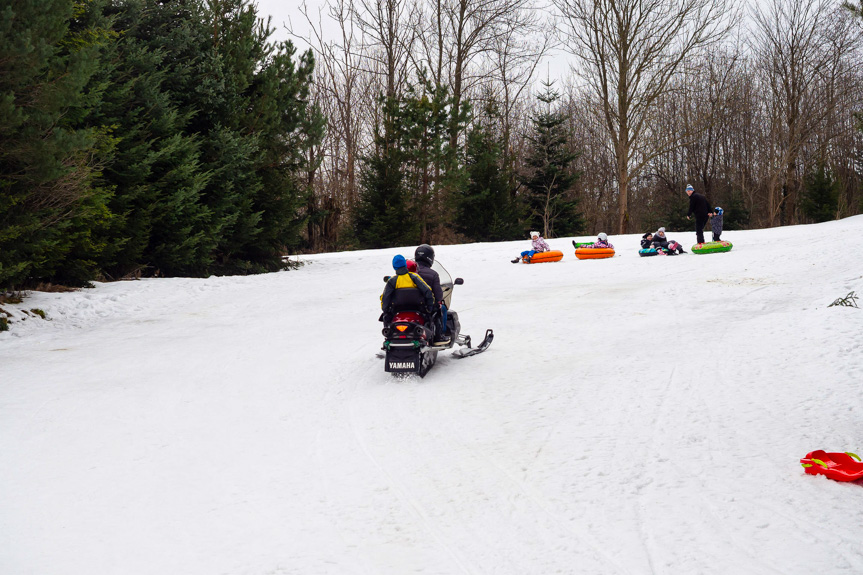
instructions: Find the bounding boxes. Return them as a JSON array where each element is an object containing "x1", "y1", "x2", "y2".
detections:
[
  {"x1": 346, "y1": 401, "x2": 477, "y2": 573},
  {"x1": 343, "y1": 361, "x2": 478, "y2": 574},
  {"x1": 423, "y1": 383, "x2": 633, "y2": 574}
]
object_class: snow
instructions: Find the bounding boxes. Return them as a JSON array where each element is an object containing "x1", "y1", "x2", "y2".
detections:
[{"x1": 2, "y1": 217, "x2": 863, "y2": 575}]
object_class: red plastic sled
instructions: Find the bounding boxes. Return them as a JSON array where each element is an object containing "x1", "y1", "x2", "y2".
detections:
[{"x1": 800, "y1": 450, "x2": 863, "y2": 482}]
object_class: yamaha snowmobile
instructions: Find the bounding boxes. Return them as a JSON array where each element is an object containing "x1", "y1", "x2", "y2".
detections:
[{"x1": 380, "y1": 260, "x2": 493, "y2": 377}]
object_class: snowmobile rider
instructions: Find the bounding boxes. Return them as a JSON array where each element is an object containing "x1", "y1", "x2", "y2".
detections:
[
  {"x1": 685, "y1": 184, "x2": 711, "y2": 244},
  {"x1": 414, "y1": 244, "x2": 450, "y2": 345},
  {"x1": 380, "y1": 254, "x2": 436, "y2": 324}
]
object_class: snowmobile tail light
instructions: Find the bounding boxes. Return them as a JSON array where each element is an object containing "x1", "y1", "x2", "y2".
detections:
[{"x1": 396, "y1": 325, "x2": 408, "y2": 332}]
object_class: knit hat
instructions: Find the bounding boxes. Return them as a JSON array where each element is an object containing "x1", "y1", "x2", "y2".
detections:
[
  {"x1": 392, "y1": 254, "x2": 407, "y2": 270},
  {"x1": 598, "y1": 232, "x2": 608, "y2": 241},
  {"x1": 643, "y1": 232, "x2": 652, "y2": 238},
  {"x1": 658, "y1": 227, "x2": 666, "y2": 234},
  {"x1": 714, "y1": 206, "x2": 723, "y2": 214},
  {"x1": 530, "y1": 231, "x2": 540, "y2": 238},
  {"x1": 685, "y1": 184, "x2": 694, "y2": 192}
]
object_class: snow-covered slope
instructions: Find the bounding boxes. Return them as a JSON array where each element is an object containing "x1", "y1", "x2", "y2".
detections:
[{"x1": 2, "y1": 218, "x2": 862, "y2": 574}]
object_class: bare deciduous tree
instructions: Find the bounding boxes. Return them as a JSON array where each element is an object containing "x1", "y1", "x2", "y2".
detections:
[
  {"x1": 429, "y1": 0, "x2": 542, "y2": 149},
  {"x1": 554, "y1": 0, "x2": 735, "y2": 233},
  {"x1": 352, "y1": 0, "x2": 418, "y2": 100},
  {"x1": 489, "y1": 18, "x2": 551, "y2": 169},
  {"x1": 291, "y1": 0, "x2": 374, "y2": 249},
  {"x1": 751, "y1": 0, "x2": 862, "y2": 225}
]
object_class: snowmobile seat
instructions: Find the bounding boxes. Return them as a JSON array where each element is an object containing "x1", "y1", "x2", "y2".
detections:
[{"x1": 391, "y1": 288, "x2": 429, "y2": 314}]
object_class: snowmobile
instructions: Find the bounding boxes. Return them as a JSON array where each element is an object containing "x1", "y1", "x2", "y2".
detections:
[{"x1": 380, "y1": 260, "x2": 492, "y2": 377}]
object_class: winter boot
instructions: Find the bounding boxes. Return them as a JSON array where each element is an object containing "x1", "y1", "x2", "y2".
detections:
[
  {"x1": 433, "y1": 333, "x2": 451, "y2": 346},
  {"x1": 511, "y1": 257, "x2": 520, "y2": 263}
]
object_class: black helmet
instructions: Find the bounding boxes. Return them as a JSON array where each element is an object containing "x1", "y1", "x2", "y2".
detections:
[{"x1": 415, "y1": 244, "x2": 435, "y2": 266}]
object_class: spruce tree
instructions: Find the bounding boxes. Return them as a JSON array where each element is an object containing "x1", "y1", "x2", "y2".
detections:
[
  {"x1": 90, "y1": 0, "x2": 213, "y2": 278},
  {"x1": 354, "y1": 96, "x2": 418, "y2": 249},
  {"x1": 184, "y1": 0, "x2": 322, "y2": 273},
  {"x1": 455, "y1": 102, "x2": 523, "y2": 241},
  {"x1": 521, "y1": 81, "x2": 583, "y2": 238},
  {"x1": 354, "y1": 80, "x2": 468, "y2": 249},
  {"x1": 721, "y1": 190, "x2": 749, "y2": 230},
  {"x1": 245, "y1": 36, "x2": 323, "y2": 266},
  {"x1": 0, "y1": 0, "x2": 113, "y2": 288},
  {"x1": 399, "y1": 80, "x2": 461, "y2": 242},
  {"x1": 801, "y1": 164, "x2": 839, "y2": 223}
]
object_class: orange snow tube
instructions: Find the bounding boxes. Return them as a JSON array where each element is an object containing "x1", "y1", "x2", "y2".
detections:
[
  {"x1": 523, "y1": 250, "x2": 563, "y2": 263},
  {"x1": 575, "y1": 247, "x2": 615, "y2": 260}
]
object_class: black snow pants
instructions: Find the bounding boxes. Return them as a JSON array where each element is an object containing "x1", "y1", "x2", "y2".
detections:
[{"x1": 695, "y1": 215, "x2": 709, "y2": 244}]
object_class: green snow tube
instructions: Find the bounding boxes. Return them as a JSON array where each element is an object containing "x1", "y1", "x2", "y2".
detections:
[{"x1": 691, "y1": 240, "x2": 732, "y2": 254}]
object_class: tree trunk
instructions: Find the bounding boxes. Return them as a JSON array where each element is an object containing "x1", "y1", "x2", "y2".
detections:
[{"x1": 616, "y1": 137, "x2": 629, "y2": 234}]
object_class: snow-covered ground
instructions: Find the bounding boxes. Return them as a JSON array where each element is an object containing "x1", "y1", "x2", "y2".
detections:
[{"x1": 2, "y1": 217, "x2": 862, "y2": 575}]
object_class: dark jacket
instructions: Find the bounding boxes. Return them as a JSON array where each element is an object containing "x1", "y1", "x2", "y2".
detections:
[
  {"x1": 415, "y1": 262, "x2": 444, "y2": 304},
  {"x1": 711, "y1": 212, "x2": 724, "y2": 233},
  {"x1": 652, "y1": 232, "x2": 669, "y2": 248},
  {"x1": 640, "y1": 234, "x2": 654, "y2": 249},
  {"x1": 380, "y1": 267, "x2": 435, "y2": 312},
  {"x1": 687, "y1": 192, "x2": 710, "y2": 218}
]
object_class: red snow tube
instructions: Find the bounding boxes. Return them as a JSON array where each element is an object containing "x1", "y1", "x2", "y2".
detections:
[
  {"x1": 575, "y1": 247, "x2": 615, "y2": 260},
  {"x1": 523, "y1": 250, "x2": 563, "y2": 263},
  {"x1": 800, "y1": 450, "x2": 863, "y2": 482}
]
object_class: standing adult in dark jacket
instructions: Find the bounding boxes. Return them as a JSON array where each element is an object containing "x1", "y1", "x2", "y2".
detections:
[
  {"x1": 685, "y1": 184, "x2": 710, "y2": 244},
  {"x1": 414, "y1": 244, "x2": 449, "y2": 344}
]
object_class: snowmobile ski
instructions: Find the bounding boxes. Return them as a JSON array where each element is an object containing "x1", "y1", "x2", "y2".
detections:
[{"x1": 452, "y1": 329, "x2": 493, "y2": 359}]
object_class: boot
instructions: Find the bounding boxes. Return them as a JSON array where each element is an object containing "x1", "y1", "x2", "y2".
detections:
[{"x1": 511, "y1": 257, "x2": 520, "y2": 263}]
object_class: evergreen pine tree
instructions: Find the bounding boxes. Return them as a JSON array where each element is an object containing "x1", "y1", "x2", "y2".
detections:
[
  {"x1": 186, "y1": 0, "x2": 263, "y2": 273},
  {"x1": 455, "y1": 102, "x2": 523, "y2": 241},
  {"x1": 521, "y1": 81, "x2": 583, "y2": 238},
  {"x1": 354, "y1": 80, "x2": 468, "y2": 249},
  {"x1": 185, "y1": 0, "x2": 322, "y2": 273},
  {"x1": 354, "y1": 96, "x2": 419, "y2": 248},
  {"x1": 801, "y1": 164, "x2": 839, "y2": 223},
  {"x1": 0, "y1": 0, "x2": 114, "y2": 288},
  {"x1": 721, "y1": 190, "x2": 750, "y2": 230},
  {"x1": 90, "y1": 0, "x2": 213, "y2": 278},
  {"x1": 246, "y1": 36, "x2": 324, "y2": 266},
  {"x1": 399, "y1": 80, "x2": 462, "y2": 242}
]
